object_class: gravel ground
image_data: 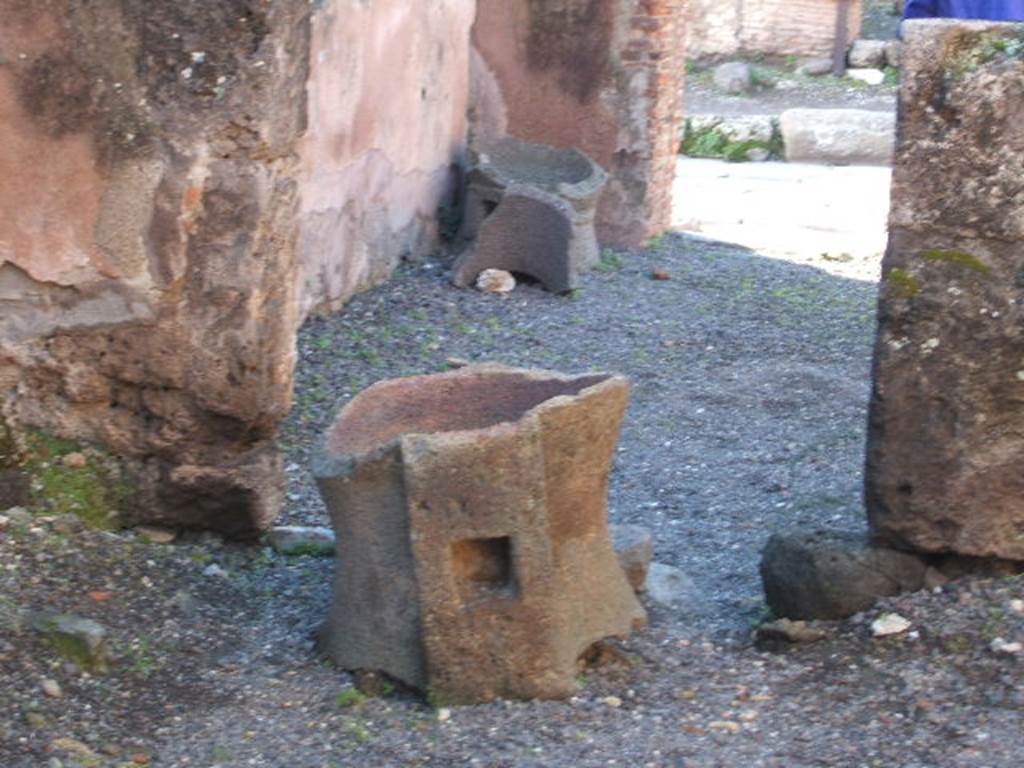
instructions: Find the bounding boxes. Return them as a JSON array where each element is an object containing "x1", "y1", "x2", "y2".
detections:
[
  {"x1": 685, "y1": 70, "x2": 897, "y2": 118},
  {"x1": 2, "y1": 234, "x2": 1022, "y2": 767}
]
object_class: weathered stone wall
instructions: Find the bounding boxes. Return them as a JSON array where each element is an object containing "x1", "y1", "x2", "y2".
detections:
[
  {"x1": 298, "y1": 0, "x2": 475, "y2": 317},
  {"x1": 471, "y1": 0, "x2": 688, "y2": 247},
  {"x1": 865, "y1": 20, "x2": 1024, "y2": 561},
  {"x1": 0, "y1": 0, "x2": 310, "y2": 535},
  {"x1": 688, "y1": 0, "x2": 864, "y2": 60}
]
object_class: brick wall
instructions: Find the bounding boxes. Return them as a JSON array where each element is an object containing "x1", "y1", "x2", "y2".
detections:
[
  {"x1": 689, "y1": 0, "x2": 864, "y2": 59},
  {"x1": 472, "y1": 0, "x2": 688, "y2": 247}
]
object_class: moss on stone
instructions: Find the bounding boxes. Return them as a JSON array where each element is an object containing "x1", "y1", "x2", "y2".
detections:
[
  {"x1": 887, "y1": 268, "x2": 921, "y2": 298},
  {"x1": 921, "y1": 249, "x2": 991, "y2": 274},
  {"x1": 22, "y1": 431, "x2": 129, "y2": 529},
  {"x1": 1, "y1": 420, "x2": 130, "y2": 529},
  {"x1": 945, "y1": 29, "x2": 1024, "y2": 77}
]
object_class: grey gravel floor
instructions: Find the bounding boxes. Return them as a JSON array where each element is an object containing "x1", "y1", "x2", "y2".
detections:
[
  {"x1": 4, "y1": 233, "x2": 1021, "y2": 768},
  {"x1": 281, "y1": 232, "x2": 879, "y2": 637}
]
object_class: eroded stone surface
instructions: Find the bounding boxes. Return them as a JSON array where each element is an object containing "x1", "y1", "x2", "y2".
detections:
[
  {"x1": 0, "y1": 1, "x2": 312, "y2": 535},
  {"x1": 760, "y1": 530, "x2": 927, "y2": 620},
  {"x1": 0, "y1": 1, "x2": 476, "y2": 536},
  {"x1": 781, "y1": 108, "x2": 895, "y2": 166},
  {"x1": 610, "y1": 523, "x2": 653, "y2": 592},
  {"x1": 453, "y1": 138, "x2": 607, "y2": 293},
  {"x1": 866, "y1": 20, "x2": 1024, "y2": 562},
  {"x1": 298, "y1": 0, "x2": 473, "y2": 316},
  {"x1": 314, "y1": 364, "x2": 645, "y2": 703}
]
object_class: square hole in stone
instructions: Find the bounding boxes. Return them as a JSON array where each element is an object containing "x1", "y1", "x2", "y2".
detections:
[{"x1": 451, "y1": 536, "x2": 515, "y2": 599}]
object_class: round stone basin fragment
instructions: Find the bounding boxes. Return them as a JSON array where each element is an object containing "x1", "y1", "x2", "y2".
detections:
[
  {"x1": 474, "y1": 138, "x2": 605, "y2": 199},
  {"x1": 313, "y1": 363, "x2": 646, "y2": 704},
  {"x1": 452, "y1": 137, "x2": 608, "y2": 294}
]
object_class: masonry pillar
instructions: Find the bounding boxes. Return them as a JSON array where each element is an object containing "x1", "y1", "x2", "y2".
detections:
[
  {"x1": 865, "y1": 20, "x2": 1024, "y2": 561},
  {"x1": 471, "y1": 0, "x2": 688, "y2": 247}
]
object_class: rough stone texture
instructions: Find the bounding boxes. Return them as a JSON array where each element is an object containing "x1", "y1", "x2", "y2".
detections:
[
  {"x1": 452, "y1": 138, "x2": 607, "y2": 293},
  {"x1": 688, "y1": 0, "x2": 863, "y2": 59},
  {"x1": 298, "y1": 0, "x2": 474, "y2": 316},
  {"x1": 313, "y1": 364, "x2": 645, "y2": 703},
  {"x1": 645, "y1": 563, "x2": 700, "y2": 610},
  {"x1": 0, "y1": 1, "x2": 478, "y2": 535},
  {"x1": 0, "y1": 0, "x2": 311, "y2": 536},
  {"x1": 712, "y1": 62, "x2": 753, "y2": 94},
  {"x1": 885, "y1": 39, "x2": 903, "y2": 68},
  {"x1": 760, "y1": 530, "x2": 927, "y2": 620},
  {"x1": 848, "y1": 38, "x2": 888, "y2": 68},
  {"x1": 609, "y1": 523, "x2": 653, "y2": 592},
  {"x1": 781, "y1": 108, "x2": 895, "y2": 165},
  {"x1": 471, "y1": 0, "x2": 687, "y2": 247},
  {"x1": 866, "y1": 20, "x2": 1024, "y2": 562}
]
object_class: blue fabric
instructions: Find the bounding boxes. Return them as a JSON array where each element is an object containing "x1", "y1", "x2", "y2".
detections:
[{"x1": 903, "y1": 0, "x2": 1024, "y2": 19}]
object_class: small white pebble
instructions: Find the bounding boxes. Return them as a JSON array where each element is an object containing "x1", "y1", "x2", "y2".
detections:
[
  {"x1": 41, "y1": 679, "x2": 62, "y2": 699},
  {"x1": 871, "y1": 613, "x2": 911, "y2": 637},
  {"x1": 990, "y1": 638, "x2": 1023, "y2": 655},
  {"x1": 436, "y1": 707, "x2": 451, "y2": 722},
  {"x1": 1009, "y1": 599, "x2": 1024, "y2": 615},
  {"x1": 602, "y1": 696, "x2": 623, "y2": 708}
]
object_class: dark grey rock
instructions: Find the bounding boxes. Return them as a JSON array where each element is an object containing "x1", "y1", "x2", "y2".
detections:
[
  {"x1": 760, "y1": 529, "x2": 927, "y2": 620},
  {"x1": 713, "y1": 62, "x2": 752, "y2": 94}
]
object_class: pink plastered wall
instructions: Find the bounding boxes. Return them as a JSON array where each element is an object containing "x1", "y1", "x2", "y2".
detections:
[{"x1": 298, "y1": 0, "x2": 476, "y2": 317}]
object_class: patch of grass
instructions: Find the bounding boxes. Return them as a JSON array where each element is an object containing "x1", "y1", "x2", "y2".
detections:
[
  {"x1": 282, "y1": 541, "x2": 335, "y2": 558},
  {"x1": 680, "y1": 119, "x2": 783, "y2": 162},
  {"x1": 124, "y1": 638, "x2": 161, "y2": 678},
  {"x1": 749, "y1": 65, "x2": 780, "y2": 89},
  {"x1": 594, "y1": 249, "x2": 624, "y2": 273},
  {"x1": 336, "y1": 688, "x2": 368, "y2": 709},
  {"x1": 18, "y1": 429, "x2": 130, "y2": 530},
  {"x1": 345, "y1": 720, "x2": 373, "y2": 744}
]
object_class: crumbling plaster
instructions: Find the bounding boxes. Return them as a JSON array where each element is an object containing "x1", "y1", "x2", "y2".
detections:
[{"x1": 298, "y1": 0, "x2": 475, "y2": 317}]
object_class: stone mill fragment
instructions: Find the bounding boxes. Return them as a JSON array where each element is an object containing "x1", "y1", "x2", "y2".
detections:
[
  {"x1": 452, "y1": 138, "x2": 608, "y2": 293},
  {"x1": 313, "y1": 364, "x2": 645, "y2": 703}
]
